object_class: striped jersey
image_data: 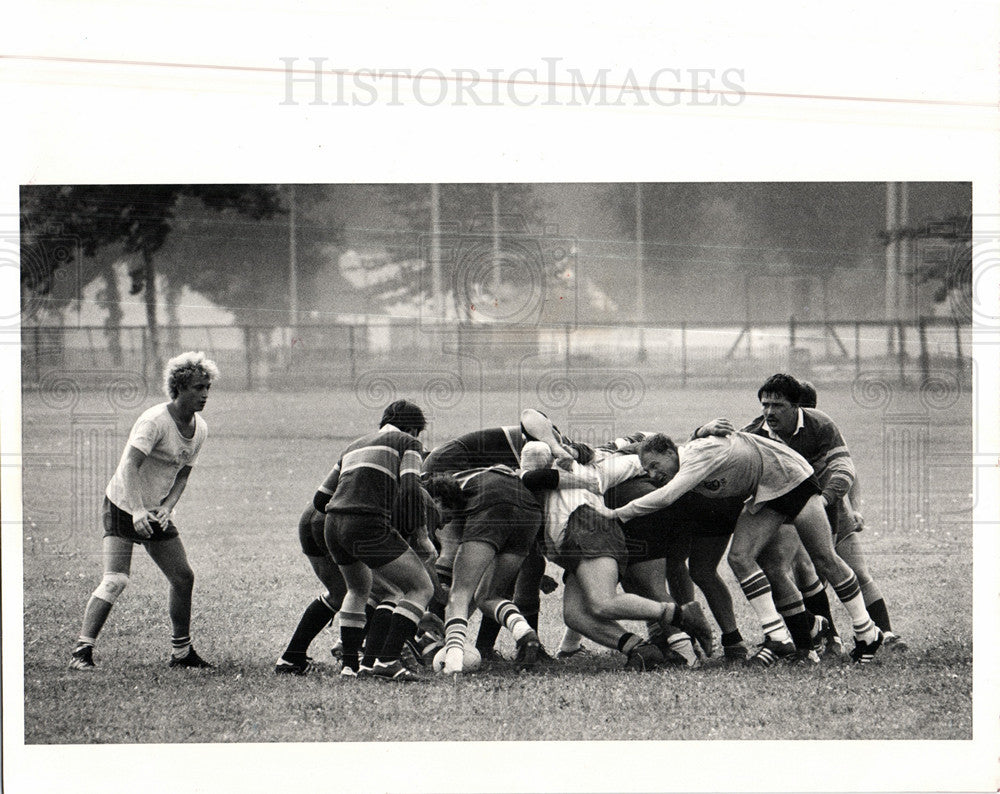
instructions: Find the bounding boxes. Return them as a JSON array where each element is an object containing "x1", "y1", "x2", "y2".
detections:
[
  {"x1": 613, "y1": 432, "x2": 813, "y2": 523},
  {"x1": 451, "y1": 466, "x2": 542, "y2": 515},
  {"x1": 319, "y1": 424, "x2": 425, "y2": 526},
  {"x1": 742, "y1": 407, "x2": 855, "y2": 504},
  {"x1": 422, "y1": 426, "x2": 523, "y2": 473}
]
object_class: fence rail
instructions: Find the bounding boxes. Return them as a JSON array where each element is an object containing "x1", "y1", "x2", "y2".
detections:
[{"x1": 21, "y1": 317, "x2": 971, "y2": 392}]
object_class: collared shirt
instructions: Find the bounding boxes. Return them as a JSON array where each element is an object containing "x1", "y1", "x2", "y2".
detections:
[{"x1": 613, "y1": 432, "x2": 813, "y2": 523}]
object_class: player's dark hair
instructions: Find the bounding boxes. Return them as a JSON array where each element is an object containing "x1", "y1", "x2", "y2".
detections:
[
  {"x1": 798, "y1": 380, "x2": 818, "y2": 408},
  {"x1": 639, "y1": 433, "x2": 677, "y2": 457},
  {"x1": 380, "y1": 399, "x2": 426, "y2": 436},
  {"x1": 757, "y1": 373, "x2": 802, "y2": 404},
  {"x1": 421, "y1": 473, "x2": 465, "y2": 511}
]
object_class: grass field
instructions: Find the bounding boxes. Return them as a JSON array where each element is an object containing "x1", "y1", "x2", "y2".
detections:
[{"x1": 18, "y1": 384, "x2": 974, "y2": 745}]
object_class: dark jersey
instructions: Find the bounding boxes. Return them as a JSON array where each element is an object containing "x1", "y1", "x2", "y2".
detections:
[
  {"x1": 422, "y1": 426, "x2": 523, "y2": 473},
  {"x1": 453, "y1": 466, "x2": 542, "y2": 515},
  {"x1": 742, "y1": 408, "x2": 855, "y2": 504},
  {"x1": 321, "y1": 427, "x2": 425, "y2": 532}
]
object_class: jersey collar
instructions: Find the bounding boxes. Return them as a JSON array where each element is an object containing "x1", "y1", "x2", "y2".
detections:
[{"x1": 763, "y1": 408, "x2": 804, "y2": 440}]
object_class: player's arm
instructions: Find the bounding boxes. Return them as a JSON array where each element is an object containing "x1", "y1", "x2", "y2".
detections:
[
  {"x1": 121, "y1": 445, "x2": 154, "y2": 538},
  {"x1": 520, "y1": 462, "x2": 600, "y2": 493},
  {"x1": 612, "y1": 444, "x2": 722, "y2": 522},
  {"x1": 395, "y1": 444, "x2": 426, "y2": 536},
  {"x1": 691, "y1": 418, "x2": 737, "y2": 440},
  {"x1": 817, "y1": 422, "x2": 856, "y2": 506},
  {"x1": 152, "y1": 465, "x2": 192, "y2": 525},
  {"x1": 313, "y1": 462, "x2": 341, "y2": 512}
]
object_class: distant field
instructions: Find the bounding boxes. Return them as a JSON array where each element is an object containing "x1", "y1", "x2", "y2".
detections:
[{"x1": 19, "y1": 384, "x2": 973, "y2": 743}]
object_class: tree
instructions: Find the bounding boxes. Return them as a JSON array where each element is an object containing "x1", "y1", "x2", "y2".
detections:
[{"x1": 21, "y1": 184, "x2": 285, "y2": 373}]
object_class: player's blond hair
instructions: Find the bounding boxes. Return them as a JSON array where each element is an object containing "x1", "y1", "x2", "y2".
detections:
[
  {"x1": 520, "y1": 441, "x2": 554, "y2": 471},
  {"x1": 163, "y1": 351, "x2": 220, "y2": 399}
]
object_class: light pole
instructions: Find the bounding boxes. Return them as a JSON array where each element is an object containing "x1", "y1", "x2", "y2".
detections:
[{"x1": 635, "y1": 183, "x2": 647, "y2": 361}]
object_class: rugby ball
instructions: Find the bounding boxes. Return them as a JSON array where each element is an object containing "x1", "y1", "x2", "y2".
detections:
[{"x1": 432, "y1": 645, "x2": 482, "y2": 673}]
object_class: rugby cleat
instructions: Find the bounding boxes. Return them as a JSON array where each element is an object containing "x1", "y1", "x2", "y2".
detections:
[
  {"x1": 624, "y1": 642, "x2": 665, "y2": 672},
  {"x1": 274, "y1": 656, "x2": 311, "y2": 675},
  {"x1": 792, "y1": 648, "x2": 821, "y2": 665},
  {"x1": 339, "y1": 665, "x2": 358, "y2": 678},
  {"x1": 882, "y1": 632, "x2": 908, "y2": 652},
  {"x1": 747, "y1": 637, "x2": 798, "y2": 667},
  {"x1": 722, "y1": 642, "x2": 750, "y2": 663},
  {"x1": 513, "y1": 629, "x2": 541, "y2": 670},
  {"x1": 673, "y1": 601, "x2": 715, "y2": 657},
  {"x1": 168, "y1": 647, "x2": 214, "y2": 669},
  {"x1": 69, "y1": 644, "x2": 96, "y2": 671},
  {"x1": 850, "y1": 627, "x2": 884, "y2": 664},
  {"x1": 556, "y1": 646, "x2": 590, "y2": 660},
  {"x1": 373, "y1": 659, "x2": 424, "y2": 682},
  {"x1": 810, "y1": 615, "x2": 831, "y2": 653}
]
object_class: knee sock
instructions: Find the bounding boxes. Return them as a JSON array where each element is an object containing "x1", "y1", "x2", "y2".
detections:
[
  {"x1": 776, "y1": 598, "x2": 814, "y2": 650},
  {"x1": 801, "y1": 578, "x2": 839, "y2": 638},
  {"x1": 739, "y1": 571, "x2": 792, "y2": 644},
  {"x1": 494, "y1": 600, "x2": 531, "y2": 642},
  {"x1": 283, "y1": 594, "x2": 338, "y2": 660},
  {"x1": 361, "y1": 600, "x2": 396, "y2": 668},
  {"x1": 339, "y1": 610, "x2": 367, "y2": 672},
  {"x1": 616, "y1": 632, "x2": 642, "y2": 656},
  {"x1": 376, "y1": 600, "x2": 424, "y2": 664},
  {"x1": 474, "y1": 616, "x2": 503, "y2": 653},
  {"x1": 832, "y1": 574, "x2": 877, "y2": 642},
  {"x1": 865, "y1": 597, "x2": 892, "y2": 633}
]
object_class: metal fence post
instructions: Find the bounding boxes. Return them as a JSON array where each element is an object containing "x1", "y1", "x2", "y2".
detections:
[
  {"x1": 348, "y1": 324, "x2": 357, "y2": 382},
  {"x1": 954, "y1": 319, "x2": 965, "y2": 380},
  {"x1": 896, "y1": 321, "x2": 907, "y2": 387},
  {"x1": 854, "y1": 321, "x2": 861, "y2": 380},
  {"x1": 681, "y1": 322, "x2": 688, "y2": 387},
  {"x1": 918, "y1": 317, "x2": 930, "y2": 382}
]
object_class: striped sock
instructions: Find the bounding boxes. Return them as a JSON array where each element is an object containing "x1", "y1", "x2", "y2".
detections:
[
  {"x1": 616, "y1": 632, "x2": 642, "y2": 655},
  {"x1": 339, "y1": 610, "x2": 367, "y2": 671},
  {"x1": 739, "y1": 571, "x2": 792, "y2": 643},
  {"x1": 171, "y1": 635, "x2": 192, "y2": 659},
  {"x1": 361, "y1": 600, "x2": 396, "y2": 668},
  {"x1": 801, "y1": 578, "x2": 839, "y2": 638},
  {"x1": 376, "y1": 600, "x2": 424, "y2": 664},
  {"x1": 777, "y1": 598, "x2": 814, "y2": 650},
  {"x1": 444, "y1": 616, "x2": 468, "y2": 670},
  {"x1": 76, "y1": 636, "x2": 96, "y2": 649},
  {"x1": 832, "y1": 574, "x2": 877, "y2": 642},
  {"x1": 494, "y1": 600, "x2": 531, "y2": 642}
]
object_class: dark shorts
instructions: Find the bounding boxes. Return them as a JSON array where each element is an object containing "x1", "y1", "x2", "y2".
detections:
[
  {"x1": 552, "y1": 504, "x2": 628, "y2": 581},
  {"x1": 324, "y1": 510, "x2": 411, "y2": 569},
  {"x1": 606, "y1": 478, "x2": 741, "y2": 564},
  {"x1": 462, "y1": 503, "x2": 541, "y2": 558},
  {"x1": 102, "y1": 497, "x2": 179, "y2": 544},
  {"x1": 298, "y1": 505, "x2": 328, "y2": 557},
  {"x1": 760, "y1": 476, "x2": 822, "y2": 522}
]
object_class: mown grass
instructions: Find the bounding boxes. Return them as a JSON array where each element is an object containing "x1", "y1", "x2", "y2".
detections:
[{"x1": 20, "y1": 385, "x2": 974, "y2": 744}]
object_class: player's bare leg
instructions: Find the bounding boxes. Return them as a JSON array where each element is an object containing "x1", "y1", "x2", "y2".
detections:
[
  {"x1": 71, "y1": 535, "x2": 135, "y2": 670},
  {"x1": 146, "y1": 537, "x2": 209, "y2": 667},
  {"x1": 792, "y1": 496, "x2": 881, "y2": 655}
]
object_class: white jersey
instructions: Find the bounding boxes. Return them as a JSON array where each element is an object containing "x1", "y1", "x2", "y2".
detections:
[
  {"x1": 614, "y1": 432, "x2": 813, "y2": 523},
  {"x1": 540, "y1": 453, "x2": 644, "y2": 555},
  {"x1": 105, "y1": 403, "x2": 208, "y2": 514}
]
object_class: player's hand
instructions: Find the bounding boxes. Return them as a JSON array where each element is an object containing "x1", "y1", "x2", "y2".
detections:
[
  {"x1": 590, "y1": 502, "x2": 616, "y2": 519},
  {"x1": 132, "y1": 509, "x2": 155, "y2": 539},
  {"x1": 851, "y1": 511, "x2": 866, "y2": 532},
  {"x1": 555, "y1": 457, "x2": 574, "y2": 471},
  {"x1": 539, "y1": 574, "x2": 559, "y2": 595},
  {"x1": 699, "y1": 418, "x2": 735, "y2": 438},
  {"x1": 151, "y1": 505, "x2": 173, "y2": 525}
]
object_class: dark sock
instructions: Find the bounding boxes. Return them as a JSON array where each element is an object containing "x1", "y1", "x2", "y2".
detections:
[
  {"x1": 428, "y1": 598, "x2": 446, "y2": 622},
  {"x1": 284, "y1": 597, "x2": 337, "y2": 658},
  {"x1": 782, "y1": 610, "x2": 815, "y2": 650},
  {"x1": 721, "y1": 629, "x2": 744, "y2": 647},
  {"x1": 802, "y1": 586, "x2": 839, "y2": 638},
  {"x1": 377, "y1": 613, "x2": 420, "y2": 664},
  {"x1": 361, "y1": 604, "x2": 395, "y2": 668},
  {"x1": 340, "y1": 625, "x2": 365, "y2": 671},
  {"x1": 474, "y1": 616, "x2": 503, "y2": 652},
  {"x1": 865, "y1": 598, "x2": 892, "y2": 633},
  {"x1": 616, "y1": 632, "x2": 641, "y2": 655}
]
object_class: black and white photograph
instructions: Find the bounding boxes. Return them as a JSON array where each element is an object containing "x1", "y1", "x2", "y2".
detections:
[{"x1": 2, "y1": 4, "x2": 998, "y2": 794}]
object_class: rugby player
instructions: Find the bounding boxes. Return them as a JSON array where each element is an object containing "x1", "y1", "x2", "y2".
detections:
[
  {"x1": 321, "y1": 400, "x2": 433, "y2": 682},
  {"x1": 70, "y1": 351, "x2": 218, "y2": 671},
  {"x1": 519, "y1": 441, "x2": 715, "y2": 670},
  {"x1": 601, "y1": 430, "x2": 885, "y2": 664},
  {"x1": 423, "y1": 466, "x2": 545, "y2": 673}
]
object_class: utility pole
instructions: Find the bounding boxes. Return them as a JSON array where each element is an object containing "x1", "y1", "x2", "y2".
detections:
[
  {"x1": 885, "y1": 182, "x2": 899, "y2": 353},
  {"x1": 430, "y1": 183, "x2": 443, "y2": 319},
  {"x1": 635, "y1": 183, "x2": 647, "y2": 361},
  {"x1": 492, "y1": 185, "x2": 501, "y2": 295},
  {"x1": 288, "y1": 184, "x2": 299, "y2": 329}
]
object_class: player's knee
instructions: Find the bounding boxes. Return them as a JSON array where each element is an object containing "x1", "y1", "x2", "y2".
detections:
[
  {"x1": 727, "y1": 547, "x2": 754, "y2": 578},
  {"x1": 169, "y1": 566, "x2": 195, "y2": 592},
  {"x1": 689, "y1": 561, "x2": 718, "y2": 589},
  {"x1": 93, "y1": 572, "x2": 129, "y2": 604}
]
